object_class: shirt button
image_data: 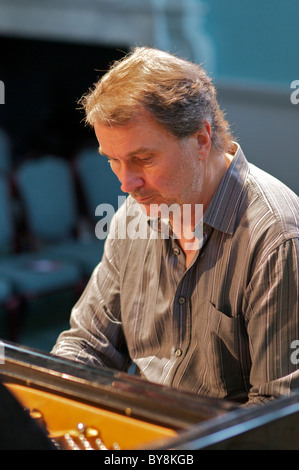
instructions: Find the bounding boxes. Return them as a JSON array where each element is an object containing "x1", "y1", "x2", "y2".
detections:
[
  {"x1": 178, "y1": 296, "x2": 186, "y2": 304},
  {"x1": 175, "y1": 348, "x2": 183, "y2": 357},
  {"x1": 173, "y1": 247, "x2": 180, "y2": 256}
]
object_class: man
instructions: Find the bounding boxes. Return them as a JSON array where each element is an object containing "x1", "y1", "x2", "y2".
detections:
[{"x1": 52, "y1": 47, "x2": 299, "y2": 406}]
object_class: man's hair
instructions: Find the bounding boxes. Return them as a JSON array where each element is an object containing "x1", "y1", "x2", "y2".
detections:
[{"x1": 80, "y1": 47, "x2": 233, "y2": 153}]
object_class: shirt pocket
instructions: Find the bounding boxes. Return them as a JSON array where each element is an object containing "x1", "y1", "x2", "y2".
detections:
[
  {"x1": 206, "y1": 301, "x2": 250, "y2": 359},
  {"x1": 196, "y1": 301, "x2": 251, "y2": 395}
]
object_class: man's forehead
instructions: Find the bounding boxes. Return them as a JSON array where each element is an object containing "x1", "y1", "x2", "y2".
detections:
[{"x1": 94, "y1": 115, "x2": 175, "y2": 159}]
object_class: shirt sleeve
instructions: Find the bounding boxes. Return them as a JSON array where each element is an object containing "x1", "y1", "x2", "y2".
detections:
[
  {"x1": 244, "y1": 237, "x2": 299, "y2": 406},
  {"x1": 51, "y1": 214, "x2": 132, "y2": 372}
]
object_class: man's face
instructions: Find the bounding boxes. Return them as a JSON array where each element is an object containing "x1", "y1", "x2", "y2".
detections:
[{"x1": 94, "y1": 109, "x2": 208, "y2": 216}]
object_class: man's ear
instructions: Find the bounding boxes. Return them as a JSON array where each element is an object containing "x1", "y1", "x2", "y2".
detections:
[{"x1": 196, "y1": 120, "x2": 212, "y2": 161}]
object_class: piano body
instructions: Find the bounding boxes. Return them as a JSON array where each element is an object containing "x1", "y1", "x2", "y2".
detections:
[{"x1": 1, "y1": 340, "x2": 299, "y2": 450}]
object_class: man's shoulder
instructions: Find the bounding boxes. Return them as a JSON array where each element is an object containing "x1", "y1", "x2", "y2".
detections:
[{"x1": 245, "y1": 163, "x2": 298, "y2": 242}]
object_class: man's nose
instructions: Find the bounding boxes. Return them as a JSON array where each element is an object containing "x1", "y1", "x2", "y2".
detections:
[{"x1": 119, "y1": 166, "x2": 144, "y2": 194}]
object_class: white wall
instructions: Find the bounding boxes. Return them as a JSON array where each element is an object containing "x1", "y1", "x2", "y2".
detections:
[{"x1": 218, "y1": 83, "x2": 298, "y2": 194}]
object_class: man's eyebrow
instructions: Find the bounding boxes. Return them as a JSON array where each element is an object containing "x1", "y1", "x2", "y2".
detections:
[
  {"x1": 126, "y1": 147, "x2": 156, "y2": 158},
  {"x1": 98, "y1": 146, "x2": 156, "y2": 159}
]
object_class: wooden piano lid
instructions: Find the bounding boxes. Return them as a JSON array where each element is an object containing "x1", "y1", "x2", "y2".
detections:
[{"x1": 0, "y1": 340, "x2": 236, "y2": 450}]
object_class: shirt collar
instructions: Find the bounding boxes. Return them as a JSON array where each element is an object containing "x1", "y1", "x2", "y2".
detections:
[
  {"x1": 203, "y1": 144, "x2": 249, "y2": 235},
  {"x1": 144, "y1": 144, "x2": 249, "y2": 237}
]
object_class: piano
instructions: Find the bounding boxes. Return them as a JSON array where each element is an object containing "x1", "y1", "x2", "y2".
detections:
[{"x1": 0, "y1": 340, "x2": 299, "y2": 450}]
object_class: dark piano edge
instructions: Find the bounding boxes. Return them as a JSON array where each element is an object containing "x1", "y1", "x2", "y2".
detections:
[
  {"x1": 0, "y1": 340, "x2": 237, "y2": 432},
  {"x1": 143, "y1": 390, "x2": 299, "y2": 450}
]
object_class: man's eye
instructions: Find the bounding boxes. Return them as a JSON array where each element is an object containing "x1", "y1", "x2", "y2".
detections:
[{"x1": 140, "y1": 157, "x2": 154, "y2": 165}]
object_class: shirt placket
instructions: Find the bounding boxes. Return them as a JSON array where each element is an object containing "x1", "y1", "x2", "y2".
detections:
[
  {"x1": 168, "y1": 225, "x2": 213, "y2": 387},
  {"x1": 168, "y1": 238, "x2": 191, "y2": 379}
]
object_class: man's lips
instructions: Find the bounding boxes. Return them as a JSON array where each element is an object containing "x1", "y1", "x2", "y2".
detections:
[{"x1": 132, "y1": 194, "x2": 153, "y2": 204}]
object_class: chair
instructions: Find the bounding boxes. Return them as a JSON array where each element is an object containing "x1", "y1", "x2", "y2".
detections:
[
  {"x1": 0, "y1": 173, "x2": 82, "y2": 339},
  {"x1": 75, "y1": 147, "x2": 124, "y2": 220},
  {"x1": 15, "y1": 155, "x2": 104, "y2": 278}
]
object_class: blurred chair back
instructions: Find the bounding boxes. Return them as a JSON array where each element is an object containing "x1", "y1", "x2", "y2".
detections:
[
  {"x1": 15, "y1": 154, "x2": 104, "y2": 278},
  {"x1": 0, "y1": 165, "x2": 82, "y2": 342},
  {"x1": 76, "y1": 148, "x2": 123, "y2": 220},
  {"x1": 16, "y1": 156, "x2": 77, "y2": 244}
]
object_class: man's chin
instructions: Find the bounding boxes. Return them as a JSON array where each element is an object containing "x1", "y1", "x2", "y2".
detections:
[
  {"x1": 137, "y1": 201, "x2": 152, "y2": 216},
  {"x1": 136, "y1": 200, "x2": 180, "y2": 220},
  {"x1": 133, "y1": 198, "x2": 160, "y2": 217}
]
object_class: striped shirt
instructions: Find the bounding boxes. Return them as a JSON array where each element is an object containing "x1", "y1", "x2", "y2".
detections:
[{"x1": 52, "y1": 144, "x2": 299, "y2": 405}]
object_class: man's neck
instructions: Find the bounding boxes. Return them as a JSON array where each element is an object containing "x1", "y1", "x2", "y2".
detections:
[{"x1": 175, "y1": 150, "x2": 234, "y2": 265}]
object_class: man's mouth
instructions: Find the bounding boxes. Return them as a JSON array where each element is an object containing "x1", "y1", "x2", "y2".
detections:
[{"x1": 132, "y1": 194, "x2": 153, "y2": 204}]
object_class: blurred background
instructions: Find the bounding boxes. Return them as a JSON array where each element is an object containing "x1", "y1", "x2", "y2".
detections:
[{"x1": 0, "y1": 0, "x2": 298, "y2": 353}]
